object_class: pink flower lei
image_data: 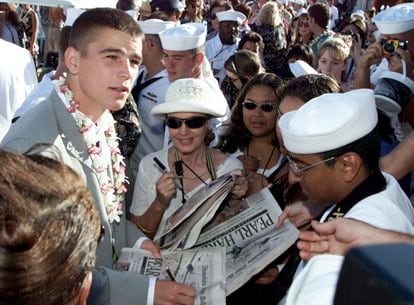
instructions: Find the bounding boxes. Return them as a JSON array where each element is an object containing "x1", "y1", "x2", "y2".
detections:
[{"x1": 56, "y1": 76, "x2": 127, "y2": 223}]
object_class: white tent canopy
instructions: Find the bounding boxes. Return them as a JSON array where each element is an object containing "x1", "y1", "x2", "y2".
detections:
[{"x1": 9, "y1": 0, "x2": 117, "y2": 8}]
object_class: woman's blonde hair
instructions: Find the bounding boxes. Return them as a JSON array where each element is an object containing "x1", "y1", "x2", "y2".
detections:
[
  {"x1": 256, "y1": 2, "x2": 282, "y2": 27},
  {"x1": 315, "y1": 37, "x2": 350, "y2": 65}
]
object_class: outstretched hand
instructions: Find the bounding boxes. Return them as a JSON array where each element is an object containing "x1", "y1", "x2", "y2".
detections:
[{"x1": 297, "y1": 218, "x2": 376, "y2": 261}]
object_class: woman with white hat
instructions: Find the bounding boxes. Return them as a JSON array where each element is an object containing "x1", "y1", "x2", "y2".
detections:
[{"x1": 129, "y1": 78, "x2": 248, "y2": 238}]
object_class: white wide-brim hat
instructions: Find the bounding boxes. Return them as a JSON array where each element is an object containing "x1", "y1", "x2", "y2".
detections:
[
  {"x1": 137, "y1": 19, "x2": 175, "y2": 35},
  {"x1": 159, "y1": 23, "x2": 206, "y2": 51},
  {"x1": 373, "y1": 3, "x2": 414, "y2": 35},
  {"x1": 151, "y1": 78, "x2": 227, "y2": 117},
  {"x1": 289, "y1": 60, "x2": 318, "y2": 78},
  {"x1": 216, "y1": 10, "x2": 246, "y2": 24},
  {"x1": 278, "y1": 89, "x2": 378, "y2": 154}
]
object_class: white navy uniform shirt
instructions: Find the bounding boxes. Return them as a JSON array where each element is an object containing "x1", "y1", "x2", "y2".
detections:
[
  {"x1": 205, "y1": 34, "x2": 238, "y2": 84},
  {"x1": 129, "y1": 67, "x2": 170, "y2": 177}
]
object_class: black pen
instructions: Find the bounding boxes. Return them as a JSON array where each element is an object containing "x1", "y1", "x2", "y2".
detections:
[
  {"x1": 153, "y1": 157, "x2": 168, "y2": 173},
  {"x1": 165, "y1": 265, "x2": 176, "y2": 282}
]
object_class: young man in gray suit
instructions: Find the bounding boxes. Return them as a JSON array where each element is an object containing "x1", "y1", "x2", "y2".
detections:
[{"x1": 1, "y1": 8, "x2": 196, "y2": 305}]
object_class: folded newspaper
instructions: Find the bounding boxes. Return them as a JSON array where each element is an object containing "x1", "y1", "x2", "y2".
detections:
[
  {"x1": 120, "y1": 174, "x2": 299, "y2": 303},
  {"x1": 114, "y1": 247, "x2": 226, "y2": 305}
]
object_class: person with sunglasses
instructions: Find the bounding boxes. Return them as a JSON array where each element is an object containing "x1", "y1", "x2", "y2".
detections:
[
  {"x1": 129, "y1": 78, "x2": 247, "y2": 238},
  {"x1": 221, "y1": 49, "x2": 265, "y2": 108},
  {"x1": 278, "y1": 89, "x2": 414, "y2": 305},
  {"x1": 218, "y1": 73, "x2": 284, "y2": 193},
  {"x1": 289, "y1": 13, "x2": 314, "y2": 49}
]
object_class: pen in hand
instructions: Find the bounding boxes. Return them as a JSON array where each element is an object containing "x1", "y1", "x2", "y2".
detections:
[
  {"x1": 165, "y1": 265, "x2": 176, "y2": 282},
  {"x1": 153, "y1": 157, "x2": 168, "y2": 173}
]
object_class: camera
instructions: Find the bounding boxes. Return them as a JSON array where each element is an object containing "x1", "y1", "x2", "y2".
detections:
[{"x1": 382, "y1": 39, "x2": 408, "y2": 54}]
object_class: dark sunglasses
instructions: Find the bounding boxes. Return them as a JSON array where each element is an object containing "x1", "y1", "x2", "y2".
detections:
[
  {"x1": 298, "y1": 21, "x2": 309, "y2": 27},
  {"x1": 242, "y1": 100, "x2": 276, "y2": 112},
  {"x1": 165, "y1": 117, "x2": 208, "y2": 129}
]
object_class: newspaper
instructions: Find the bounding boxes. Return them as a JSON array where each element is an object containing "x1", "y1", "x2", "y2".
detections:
[
  {"x1": 193, "y1": 188, "x2": 299, "y2": 295},
  {"x1": 114, "y1": 247, "x2": 226, "y2": 305},
  {"x1": 155, "y1": 173, "x2": 237, "y2": 250}
]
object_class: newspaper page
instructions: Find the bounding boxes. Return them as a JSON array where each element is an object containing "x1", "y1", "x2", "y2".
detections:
[
  {"x1": 193, "y1": 188, "x2": 300, "y2": 295},
  {"x1": 115, "y1": 247, "x2": 226, "y2": 305},
  {"x1": 155, "y1": 173, "x2": 236, "y2": 250}
]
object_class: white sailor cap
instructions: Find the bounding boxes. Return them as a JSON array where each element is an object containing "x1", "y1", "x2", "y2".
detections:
[
  {"x1": 373, "y1": 3, "x2": 414, "y2": 35},
  {"x1": 278, "y1": 0, "x2": 289, "y2": 6},
  {"x1": 292, "y1": 0, "x2": 305, "y2": 6},
  {"x1": 137, "y1": 19, "x2": 175, "y2": 35},
  {"x1": 159, "y1": 22, "x2": 206, "y2": 51},
  {"x1": 64, "y1": 8, "x2": 85, "y2": 27},
  {"x1": 289, "y1": 60, "x2": 318, "y2": 78},
  {"x1": 216, "y1": 10, "x2": 246, "y2": 24},
  {"x1": 350, "y1": 9, "x2": 365, "y2": 20},
  {"x1": 278, "y1": 89, "x2": 378, "y2": 154},
  {"x1": 151, "y1": 78, "x2": 227, "y2": 117}
]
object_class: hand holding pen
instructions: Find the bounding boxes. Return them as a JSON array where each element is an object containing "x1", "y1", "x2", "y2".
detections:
[{"x1": 153, "y1": 157, "x2": 178, "y2": 208}]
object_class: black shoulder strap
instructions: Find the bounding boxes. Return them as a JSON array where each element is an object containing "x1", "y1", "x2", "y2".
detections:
[{"x1": 131, "y1": 72, "x2": 163, "y2": 103}]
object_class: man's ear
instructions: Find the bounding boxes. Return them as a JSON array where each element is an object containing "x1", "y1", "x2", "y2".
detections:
[
  {"x1": 65, "y1": 46, "x2": 81, "y2": 75},
  {"x1": 75, "y1": 271, "x2": 92, "y2": 305},
  {"x1": 340, "y1": 153, "x2": 363, "y2": 183},
  {"x1": 195, "y1": 52, "x2": 204, "y2": 66}
]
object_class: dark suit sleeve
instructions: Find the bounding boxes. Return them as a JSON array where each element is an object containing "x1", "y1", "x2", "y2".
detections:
[{"x1": 88, "y1": 267, "x2": 150, "y2": 305}]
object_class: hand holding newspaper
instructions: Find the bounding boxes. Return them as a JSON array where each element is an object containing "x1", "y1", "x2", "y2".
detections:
[
  {"x1": 119, "y1": 173, "x2": 299, "y2": 304},
  {"x1": 114, "y1": 247, "x2": 226, "y2": 305}
]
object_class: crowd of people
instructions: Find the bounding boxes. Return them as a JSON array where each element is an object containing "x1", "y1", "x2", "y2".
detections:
[{"x1": 2, "y1": 0, "x2": 414, "y2": 305}]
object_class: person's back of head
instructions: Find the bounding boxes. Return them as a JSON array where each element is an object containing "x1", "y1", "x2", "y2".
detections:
[
  {"x1": 224, "y1": 49, "x2": 265, "y2": 84},
  {"x1": 116, "y1": 0, "x2": 136, "y2": 11},
  {"x1": 280, "y1": 73, "x2": 341, "y2": 103},
  {"x1": 69, "y1": 7, "x2": 144, "y2": 55},
  {"x1": 256, "y1": 1, "x2": 282, "y2": 27},
  {"x1": 308, "y1": 3, "x2": 330, "y2": 30},
  {"x1": 0, "y1": 150, "x2": 100, "y2": 305}
]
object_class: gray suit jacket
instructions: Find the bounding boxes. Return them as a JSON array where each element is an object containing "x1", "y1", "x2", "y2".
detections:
[{"x1": 1, "y1": 90, "x2": 149, "y2": 305}]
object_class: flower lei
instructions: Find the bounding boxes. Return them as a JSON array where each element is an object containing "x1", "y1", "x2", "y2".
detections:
[{"x1": 56, "y1": 76, "x2": 127, "y2": 223}]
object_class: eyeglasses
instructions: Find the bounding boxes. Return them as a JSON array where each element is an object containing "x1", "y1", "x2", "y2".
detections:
[
  {"x1": 165, "y1": 117, "x2": 208, "y2": 129},
  {"x1": 242, "y1": 100, "x2": 276, "y2": 112},
  {"x1": 287, "y1": 155, "x2": 336, "y2": 176},
  {"x1": 298, "y1": 21, "x2": 309, "y2": 28}
]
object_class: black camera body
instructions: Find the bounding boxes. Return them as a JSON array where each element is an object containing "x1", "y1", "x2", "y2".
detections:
[{"x1": 382, "y1": 39, "x2": 408, "y2": 54}]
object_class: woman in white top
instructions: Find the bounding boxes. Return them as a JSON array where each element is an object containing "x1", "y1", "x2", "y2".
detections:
[{"x1": 130, "y1": 78, "x2": 247, "y2": 238}]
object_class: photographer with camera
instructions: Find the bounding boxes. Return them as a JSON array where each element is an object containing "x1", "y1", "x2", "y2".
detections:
[{"x1": 354, "y1": 3, "x2": 414, "y2": 127}]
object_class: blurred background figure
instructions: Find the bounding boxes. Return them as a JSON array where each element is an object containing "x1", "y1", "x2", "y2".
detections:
[
  {"x1": 0, "y1": 2, "x2": 22, "y2": 46},
  {"x1": 0, "y1": 150, "x2": 100, "y2": 305},
  {"x1": 18, "y1": 4, "x2": 39, "y2": 65}
]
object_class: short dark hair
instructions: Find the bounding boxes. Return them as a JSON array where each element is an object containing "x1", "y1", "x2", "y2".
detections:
[
  {"x1": 320, "y1": 128, "x2": 380, "y2": 172},
  {"x1": 279, "y1": 74, "x2": 341, "y2": 103},
  {"x1": 308, "y1": 3, "x2": 330, "y2": 29},
  {"x1": 286, "y1": 44, "x2": 314, "y2": 66},
  {"x1": 238, "y1": 31, "x2": 264, "y2": 50},
  {"x1": 69, "y1": 8, "x2": 143, "y2": 54},
  {"x1": 0, "y1": 150, "x2": 100, "y2": 305}
]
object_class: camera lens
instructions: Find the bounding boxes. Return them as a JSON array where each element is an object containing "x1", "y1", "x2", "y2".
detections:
[{"x1": 383, "y1": 42, "x2": 396, "y2": 54}]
